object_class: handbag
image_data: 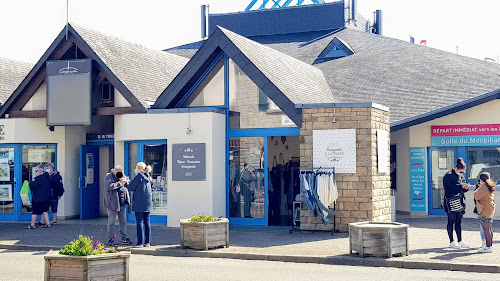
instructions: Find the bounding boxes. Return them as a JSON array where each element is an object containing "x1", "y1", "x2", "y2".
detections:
[
  {"x1": 446, "y1": 193, "x2": 464, "y2": 213},
  {"x1": 20, "y1": 180, "x2": 32, "y2": 207}
]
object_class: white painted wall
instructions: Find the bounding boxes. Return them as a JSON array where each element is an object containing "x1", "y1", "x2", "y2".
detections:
[
  {"x1": 114, "y1": 89, "x2": 131, "y2": 107},
  {"x1": 0, "y1": 118, "x2": 86, "y2": 219},
  {"x1": 391, "y1": 128, "x2": 411, "y2": 213},
  {"x1": 115, "y1": 111, "x2": 226, "y2": 227},
  {"x1": 22, "y1": 83, "x2": 47, "y2": 111}
]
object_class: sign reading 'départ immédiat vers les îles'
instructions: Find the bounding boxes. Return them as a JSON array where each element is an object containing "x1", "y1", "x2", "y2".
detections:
[
  {"x1": 172, "y1": 143, "x2": 206, "y2": 181},
  {"x1": 410, "y1": 147, "x2": 426, "y2": 212},
  {"x1": 431, "y1": 124, "x2": 500, "y2": 146}
]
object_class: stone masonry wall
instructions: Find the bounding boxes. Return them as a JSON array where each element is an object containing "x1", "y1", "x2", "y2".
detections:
[{"x1": 299, "y1": 107, "x2": 391, "y2": 232}]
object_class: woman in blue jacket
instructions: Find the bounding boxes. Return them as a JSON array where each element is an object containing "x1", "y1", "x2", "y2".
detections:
[
  {"x1": 28, "y1": 165, "x2": 51, "y2": 229},
  {"x1": 128, "y1": 162, "x2": 153, "y2": 247}
]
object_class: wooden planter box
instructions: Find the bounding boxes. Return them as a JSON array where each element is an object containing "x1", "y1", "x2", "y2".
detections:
[
  {"x1": 349, "y1": 221, "x2": 409, "y2": 258},
  {"x1": 44, "y1": 251, "x2": 130, "y2": 281},
  {"x1": 180, "y1": 218, "x2": 229, "y2": 250}
]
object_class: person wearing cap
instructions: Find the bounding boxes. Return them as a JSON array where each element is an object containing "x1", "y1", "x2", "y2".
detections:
[
  {"x1": 27, "y1": 165, "x2": 51, "y2": 229},
  {"x1": 104, "y1": 165, "x2": 132, "y2": 245}
]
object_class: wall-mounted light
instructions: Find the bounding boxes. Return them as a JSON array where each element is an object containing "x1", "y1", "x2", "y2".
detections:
[
  {"x1": 49, "y1": 126, "x2": 55, "y2": 132},
  {"x1": 332, "y1": 107, "x2": 337, "y2": 123}
]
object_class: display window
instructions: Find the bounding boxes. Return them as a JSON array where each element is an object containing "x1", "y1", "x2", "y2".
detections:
[
  {"x1": 126, "y1": 141, "x2": 168, "y2": 217},
  {"x1": 0, "y1": 148, "x2": 15, "y2": 215},
  {"x1": 467, "y1": 147, "x2": 500, "y2": 182}
]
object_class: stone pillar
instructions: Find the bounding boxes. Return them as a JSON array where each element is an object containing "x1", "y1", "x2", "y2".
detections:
[{"x1": 299, "y1": 106, "x2": 391, "y2": 232}]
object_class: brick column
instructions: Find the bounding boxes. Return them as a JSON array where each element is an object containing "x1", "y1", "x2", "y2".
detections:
[{"x1": 299, "y1": 106, "x2": 391, "y2": 232}]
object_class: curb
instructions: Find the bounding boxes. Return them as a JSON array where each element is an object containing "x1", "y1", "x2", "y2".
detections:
[{"x1": 2, "y1": 244, "x2": 499, "y2": 274}]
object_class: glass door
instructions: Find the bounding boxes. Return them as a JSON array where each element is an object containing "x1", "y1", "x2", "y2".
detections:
[
  {"x1": 428, "y1": 148, "x2": 457, "y2": 215},
  {"x1": 228, "y1": 136, "x2": 267, "y2": 225},
  {"x1": 0, "y1": 147, "x2": 16, "y2": 220}
]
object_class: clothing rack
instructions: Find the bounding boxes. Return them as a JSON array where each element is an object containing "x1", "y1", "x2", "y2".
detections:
[{"x1": 290, "y1": 167, "x2": 338, "y2": 235}]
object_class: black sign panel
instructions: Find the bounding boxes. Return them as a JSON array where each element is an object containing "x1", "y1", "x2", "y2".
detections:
[
  {"x1": 46, "y1": 59, "x2": 92, "y2": 126},
  {"x1": 172, "y1": 143, "x2": 206, "y2": 181}
]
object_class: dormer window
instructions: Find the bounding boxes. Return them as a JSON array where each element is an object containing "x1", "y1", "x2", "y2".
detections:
[{"x1": 316, "y1": 37, "x2": 355, "y2": 62}]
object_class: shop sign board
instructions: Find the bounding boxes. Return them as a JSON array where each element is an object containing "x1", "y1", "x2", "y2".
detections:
[
  {"x1": 172, "y1": 143, "x2": 206, "y2": 181},
  {"x1": 0, "y1": 120, "x2": 14, "y2": 143},
  {"x1": 410, "y1": 147, "x2": 426, "y2": 212},
  {"x1": 431, "y1": 124, "x2": 500, "y2": 146},
  {"x1": 377, "y1": 130, "x2": 389, "y2": 174},
  {"x1": 313, "y1": 129, "x2": 356, "y2": 173}
]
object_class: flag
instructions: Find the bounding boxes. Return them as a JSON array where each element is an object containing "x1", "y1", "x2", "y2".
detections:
[
  {"x1": 409, "y1": 36, "x2": 415, "y2": 43},
  {"x1": 420, "y1": 40, "x2": 427, "y2": 46}
]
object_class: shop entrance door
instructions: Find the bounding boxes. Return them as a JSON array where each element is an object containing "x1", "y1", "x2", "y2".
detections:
[
  {"x1": 80, "y1": 145, "x2": 100, "y2": 219},
  {"x1": 428, "y1": 148, "x2": 457, "y2": 215}
]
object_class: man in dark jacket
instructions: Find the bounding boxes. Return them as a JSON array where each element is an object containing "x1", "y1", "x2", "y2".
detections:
[
  {"x1": 28, "y1": 165, "x2": 51, "y2": 229},
  {"x1": 104, "y1": 165, "x2": 132, "y2": 245},
  {"x1": 240, "y1": 164, "x2": 256, "y2": 218},
  {"x1": 38, "y1": 163, "x2": 64, "y2": 225}
]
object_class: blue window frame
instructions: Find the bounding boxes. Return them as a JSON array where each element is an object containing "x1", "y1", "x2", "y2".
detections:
[
  {"x1": 0, "y1": 143, "x2": 57, "y2": 222},
  {"x1": 125, "y1": 140, "x2": 168, "y2": 224}
]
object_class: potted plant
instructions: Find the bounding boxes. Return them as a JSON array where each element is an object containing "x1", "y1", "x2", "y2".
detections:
[
  {"x1": 44, "y1": 235, "x2": 130, "y2": 281},
  {"x1": 180, "y1": 214, "x2": 229, "y2": 250}
]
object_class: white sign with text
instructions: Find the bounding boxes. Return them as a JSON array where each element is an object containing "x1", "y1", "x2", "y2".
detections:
[{"x1": 313, "y1": 129, "x2": 356, "y2": 173}]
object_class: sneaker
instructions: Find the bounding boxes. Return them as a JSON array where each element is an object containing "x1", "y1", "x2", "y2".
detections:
[
  {"x1": 121, "y1": 237, "x2": 132, "y2": 245},
  {"x1": 478, "y1": 246, "x2": 493, "y2": 253},
  {"x1": 458, "y1": 241, "x2": 470, "y2": 248},
  {"x1": 481, "y1": 240, "x2": 486, "y2": 248},
  {"x1": 107, "y1": 236, "x2": 116, "y2": 246},
  {"x1": 144, "y1": 243, "x2": 151, "y2": 247},
  {"x1": 134, "y1": 244, "x2": 143, "y2": 248},
  {"x1": 449, "y1": 241, "x2": 461, "y2": 248}
]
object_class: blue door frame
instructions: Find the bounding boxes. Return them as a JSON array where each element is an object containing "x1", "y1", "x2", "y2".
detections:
[
  {"x1": 0, "y1": 144, "x2": 57, "y2": 221},
  {"x1": 125, "y1": 140, "x2": 168, "y2": 224},
  {"x1": 427, "y1": 146, "x2": 466, "y2": 215}
]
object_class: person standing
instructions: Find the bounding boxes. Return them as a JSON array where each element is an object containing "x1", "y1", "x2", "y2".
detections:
[
  {"x1": 240, "y1": 164, "x2": 256, "y2": 218},
  {"x1": 443, "y1": 158, "x2": 470, "y2": 248},
  {"x1": 104, "y1": 165, "x2": 132, "y2": 245},
  {"x1": 28, "y1": 165, "x2": 51, "y2": 229},
  {"x1": 43, "y1": 163, "x2": 64, "y2": 225},
  {"x1": 474, "y1": 172, "x2": 496, "y2": 253},
  {"x1": 128, "y1": 162, "x2": 153, "y2": 248}
]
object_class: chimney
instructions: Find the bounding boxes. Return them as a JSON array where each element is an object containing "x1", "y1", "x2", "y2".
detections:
[
  {"x1": 351, "y1": 0, "x2": 357, "y2": 21},
  {"x1": 201, "y1": 5, "x2": 207, "y2": 39},
  {"x1": 373, "y1": 10, "x2": 383, "y2": 35}
]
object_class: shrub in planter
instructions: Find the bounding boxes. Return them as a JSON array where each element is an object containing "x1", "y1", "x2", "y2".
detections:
[
  {"x1": 180, "y1": 214, "x2": 229, "y2": 250},
  {"x1": 44, "y1": 235, "x2": 130, "y2": 281}
]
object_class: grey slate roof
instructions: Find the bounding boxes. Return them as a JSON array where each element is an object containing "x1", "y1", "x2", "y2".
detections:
[
  {"x1": 219, "y1": 27, "x2": 334, "y2": 104},
  {"x1": 0, "y1": 57, "x2": 33, "y2": 105},
  {"x1": 71, "y1": 24, "x2": 189, "y2": 107},
  {"x1": 165, "y1": 28, "x2": 500, "y2": 124}
]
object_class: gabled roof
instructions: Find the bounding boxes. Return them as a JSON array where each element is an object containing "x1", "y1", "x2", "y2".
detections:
[
  {"x1": 154, "y1": 26, "x2": 334, "y2": 126},
  {"x1": 165, "y1": 27, "x2": 500, "y2": 125},
  {"x1": 0, "y1": 57, "x2": 33, "y2": 105},
  {"x1": 71, "y1": 24, "x2": 189, "y2": 107},
  {"x1": 0, "y1": 23, "x2": 189, "y2": 117}
]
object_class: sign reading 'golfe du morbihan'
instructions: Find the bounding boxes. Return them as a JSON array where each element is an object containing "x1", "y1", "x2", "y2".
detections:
[
  {"x1": 172, "y1": 143, "x2": 206, "y2": 181},
  {"x1": 431, "y1": 124, "x2": 500, "y2": 146}
]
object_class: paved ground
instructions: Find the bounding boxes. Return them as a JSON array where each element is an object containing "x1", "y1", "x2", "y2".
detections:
[
  {"x1": 1, "y1": 249, "x2": 497, "y2": 281},
  {"x1": 0, "y1": 216, "x2": 499, "y2": 273}
]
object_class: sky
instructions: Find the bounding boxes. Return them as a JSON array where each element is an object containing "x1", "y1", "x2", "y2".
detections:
[{"x1": 1, "y1": 0, "x2": 500, "y2": 63}]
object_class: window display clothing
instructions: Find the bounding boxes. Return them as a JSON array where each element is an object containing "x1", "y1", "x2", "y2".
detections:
[
  {"x1": 229, "y1": 163, "x2": 241, "y2": 217},
  {"x1": 300, "y1": 171, "x2": 337, "y2": 225},
  {"x1": 240, "y1": 168, "x2": 256, "y2": 218}
]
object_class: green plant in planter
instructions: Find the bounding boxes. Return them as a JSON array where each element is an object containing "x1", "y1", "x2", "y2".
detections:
[
  {"x1": 188, "y1": 214, "x2": 221, "y2": 222},
  {"x1": 59, "y1": 235, "x2": 116, "y2": 256}
]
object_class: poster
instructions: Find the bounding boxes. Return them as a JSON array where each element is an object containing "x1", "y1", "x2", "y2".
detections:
[
  {"x1": 313, "y1": 129, "x2": 356, "y2": 173},
  {"x1": 377, "y1": 130, "x2": 389, "y2": 174},
  {"x1": 410, "y1": 147, "x2": 426, "y2": 212},
  {"x1": 0, "y1": 159, "x2": 10, "y2": 181},
  {"x1": 28, "y1": 149, "x2": 50, "y2": 163},
  {"x1": 172, "y1": 143, "x2": 206, "y2": 181},
  {"x1": 0, "y1": 184, "x2": 12, "y2": 201}
]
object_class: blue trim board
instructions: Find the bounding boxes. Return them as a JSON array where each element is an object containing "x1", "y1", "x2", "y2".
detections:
[
  {"x1": 86, "y1": 140, "x2": 114, "y2": 146},
  {"x1": 392, "y1": 89, "x2": 500, "y2": 132},
  {"x1": 148, "y1": 107, "x2": 226, "y2": 114},
  {"x1": 224, "y1": 54, "x2": 230, "y2": 218},
  {"x1": 295, "y1": 102, "x2": 389, "y2": 112},
  {"x1": 228, "y1": 127, "x2": 300, "y2": 137}
]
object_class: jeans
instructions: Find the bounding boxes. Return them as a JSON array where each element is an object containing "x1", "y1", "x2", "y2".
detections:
[
  {"x1": 480, "y1": 223, "x2": 486, "y2": 241},
  {"x1": 446, "y1": 212, "x2": 463, "y2": 243},
  {"x1": 107, "y1": 208, "x2": 128, "y2": 239},
  {"x1": 135, "y1": 212, "x2": 151, "y2": 245}
]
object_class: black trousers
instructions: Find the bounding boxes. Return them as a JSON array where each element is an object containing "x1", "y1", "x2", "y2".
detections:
[{"x1": 447, "y1": 212, "x2": 463, "y2": 243}]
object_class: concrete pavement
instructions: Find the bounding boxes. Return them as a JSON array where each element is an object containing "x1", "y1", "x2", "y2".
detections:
[{"x1": 0, "y1": 216, "x2": 499, "y2": 273}]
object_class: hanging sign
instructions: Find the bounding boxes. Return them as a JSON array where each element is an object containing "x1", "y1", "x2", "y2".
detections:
[
  {"x1": 431, "y1": 124, "x2": 500, "y2": 146},
  {"x1": 410, "y1": 147, "x2": 426, "y2": 212},
  {"x1": 313, "y1": 129, "x2": 356, "y2": 173},
  {"x1": 172, "y1": 143, "x2": 206, "y2": 181}
]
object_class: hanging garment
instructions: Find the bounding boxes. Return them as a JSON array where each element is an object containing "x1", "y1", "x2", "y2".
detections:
[
  {"x1": 301, "y1": 173, "x2": 315, "y2": 212},
  {"x1": 328, "y1": 174, "x2": 339, "y2": 207},
  {"x1": 311, "y1": 173, "x2": 336, "y2": 225}
]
